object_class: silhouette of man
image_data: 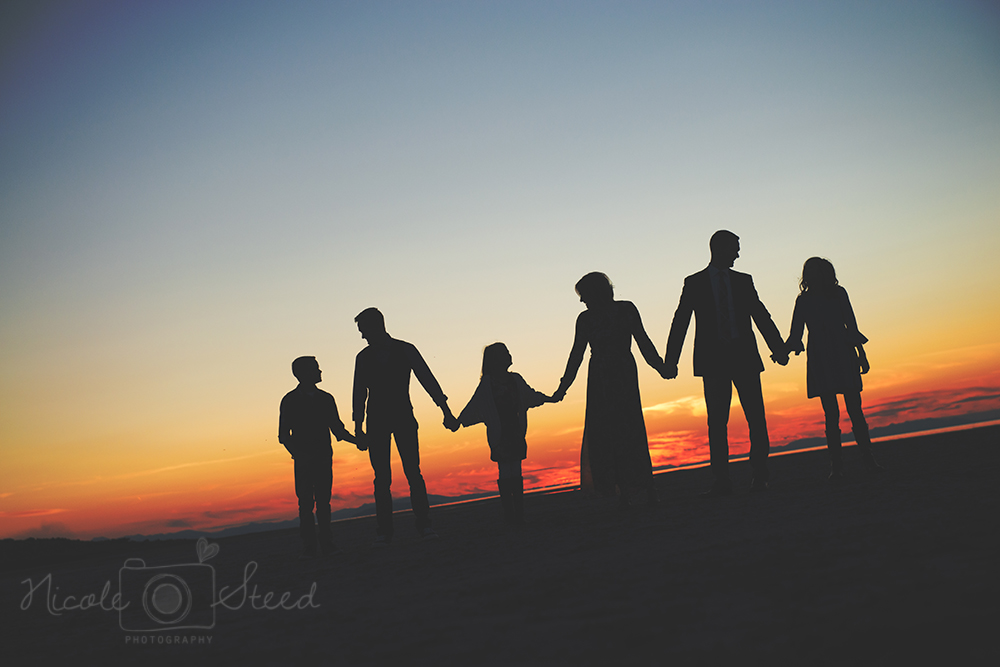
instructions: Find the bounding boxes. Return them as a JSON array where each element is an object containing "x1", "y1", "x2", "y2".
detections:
[
  {"x1": 352, "y1": 307, "x2": 458, "y2": 545},
  {"x1": 278, "y1": 356, "x2": 358, "y2": 557},
  {"x1": 663, "y1": 231, "x2": 788, "y2": 495}
]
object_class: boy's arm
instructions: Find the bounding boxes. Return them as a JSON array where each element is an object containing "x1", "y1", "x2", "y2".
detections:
[
  {"x1": 327, "y1": 394, "x2": 357, "y2": 445},
  {"x1": 277, "y1": 398, "x2": 296, "y2": 459}
]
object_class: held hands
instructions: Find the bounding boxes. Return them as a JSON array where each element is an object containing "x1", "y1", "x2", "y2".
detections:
[
  {"x1": 785, "y1": 339, "x2": 804, "y2": 357},
  {"x1": 660, "y1": 362, "x2": 678, "y2": 380},
  {"x1": 442, "y1": 406, "x2": 460, "y2": 432},
  {"x1": 769, "y1": 342, "x2": 790, "y2": 367},
  {"x1": 354, "y1": 424, "x2": 368, "y2": 452}
]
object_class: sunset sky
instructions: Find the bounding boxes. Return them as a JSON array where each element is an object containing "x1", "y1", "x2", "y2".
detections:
[{"x1": 2, "y1": 1, "x2": 999, "y2": 540}]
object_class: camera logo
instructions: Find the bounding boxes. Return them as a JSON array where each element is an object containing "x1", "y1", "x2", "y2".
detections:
[{"x1": 119, "y1": 538, "x2": 217, "y2": 631}]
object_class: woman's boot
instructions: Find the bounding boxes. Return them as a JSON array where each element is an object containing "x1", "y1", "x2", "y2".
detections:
[
  {"x1": 826, "y1": 428, "x2": 845, "y2": 480},
  {"x1": 511, "y1": 476, "x2": 525, "y2": 525},
  {"x1": 853, "y1": 423, "x2": 886, "y2": 472},
  {"x1": 497, "y1": 479, "x2": 515, "y2": 523}
]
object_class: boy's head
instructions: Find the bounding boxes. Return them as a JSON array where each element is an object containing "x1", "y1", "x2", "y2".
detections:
[{"x1": 291, "y1": 356, "x2": 321, "y2": 384}]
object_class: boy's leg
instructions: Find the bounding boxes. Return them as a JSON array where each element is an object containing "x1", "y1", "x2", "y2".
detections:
[
  {"x1": 367, "y1": 428, "x2": 395, "y2": 540},
  {"x1": 293, "y1": 458, "x2": 317, "y2": 552},
  {"x1": 315, "y1": 457, "x2": 334, "y2": 549},
  {"x1": 395, "y1": 427, "x2": 431, "y2": 534}
]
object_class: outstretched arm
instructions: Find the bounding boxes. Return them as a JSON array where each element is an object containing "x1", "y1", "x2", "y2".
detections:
[
  {"x1": 326, "y1": 396, "x2": 357, "y2": 445},
  {"x1": 406, "y1": 343, "x2": 458, "y2": 430},
  {"x1": 553, "y1": 314, "x2": 588, "y2": 401},
  {"x1": 663, "y1": 280, "x2": 694, "y2": 379},
  {"x1": 516, "y1": 374, "x2": 552, "y2": 410},
  {"x1": 786, "y1": 295, "x2": 805, "y2": 356},
  {"x1": 748, "y1": 278, "x2": 788, "y2": 365},
  {"x1": 629, "y1": 302, "x2": 665, "y2": 375}
]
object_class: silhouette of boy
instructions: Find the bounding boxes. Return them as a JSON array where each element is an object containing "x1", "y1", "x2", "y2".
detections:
[
  {"x1": 352, "y1": 307, "x2": 458, "y2": 545},
  {"x1": 278, "y1": 356, "x2": 357, "y2": 557}
]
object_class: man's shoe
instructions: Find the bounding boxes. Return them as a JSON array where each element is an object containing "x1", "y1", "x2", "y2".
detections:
[
  {"x1": 750, "y1": 478, "x2": 769, "y2": 492},
  {"x1": 300, "y1": 546, "x2": 318, "y2": 560},
  {"x1": 373, "y1": 535, "x2": 391, "y2": 548},
  {"x1": 419, "y1": 528, "x2": 439, "y2": 540},
  {"x1": 828, "y1": 467, "x2": 846, "y2": 481},
  {"x1": 701, "y1": 484, "x2": 733, "y2": 498}
]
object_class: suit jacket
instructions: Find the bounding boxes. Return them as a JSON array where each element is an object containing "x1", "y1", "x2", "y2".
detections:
[{"x1": 665, "y1": 266, "x2": 784, "y2": 377}]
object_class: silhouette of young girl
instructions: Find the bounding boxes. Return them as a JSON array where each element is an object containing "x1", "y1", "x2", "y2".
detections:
[
  {"x1": 457, "y1": 343, "x2": 553, "y2": 525},
  {"x1": 786, "y1": 258, "x2": 885, "y2": 478},
  {"x1": 553, "y1": 272, "x2": 664, "y2": 505}
]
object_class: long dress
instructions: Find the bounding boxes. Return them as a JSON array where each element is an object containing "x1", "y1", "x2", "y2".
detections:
[
  {"x1": 561, "y1": 300, "x2": 661, "y2": 496},
  {"x1": 787, "y1": 286, "x2": 868, "y2": 398}
]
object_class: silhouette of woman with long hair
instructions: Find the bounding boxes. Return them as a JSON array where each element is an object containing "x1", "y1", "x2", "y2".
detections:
[
  {"x1": 457, "y1": 342, "x2": 554, "y2": 525},
  {"x1": 785, "y1": 258, "x2": 885, "y2": 478},
  {"x1": 553, "y1": 272, "x2": 664, "y2": 505}
]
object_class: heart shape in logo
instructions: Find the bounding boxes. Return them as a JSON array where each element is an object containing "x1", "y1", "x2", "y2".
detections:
[{"x1": 196, "y1": 537, "x2": 220, "y2": 563}]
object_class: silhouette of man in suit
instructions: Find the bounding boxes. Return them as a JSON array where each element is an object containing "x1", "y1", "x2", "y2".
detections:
[
  {"x1": 278, "y1": 356, "x2": 358, "y2": 557},
  {"x1": 663, "y1": 230, "x2": 788, "y2": 495},
  {"x1": 352, "y1": 307, "x2": 458, "y2": 545}
]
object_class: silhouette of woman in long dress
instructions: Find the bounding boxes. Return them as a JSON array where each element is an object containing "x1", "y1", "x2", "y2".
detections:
[
  {"x1": 785, "y1": 258, "x2": 885, "y2": 478},
  {"x1": 553, "y1": 272, "x2": 664, "y2": 504}
]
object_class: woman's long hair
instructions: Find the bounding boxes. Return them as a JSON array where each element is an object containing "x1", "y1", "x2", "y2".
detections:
[{"x1": 799, "y1": 257, "x2": 838, "y2": 294}]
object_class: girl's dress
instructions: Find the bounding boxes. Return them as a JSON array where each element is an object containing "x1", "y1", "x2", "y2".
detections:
[
  {"x1": 458, "y1": 372, "x2": 548, "y2": 462},
  {"x1": 787, "y1": 286, "x2": 868, "y2": 398}
]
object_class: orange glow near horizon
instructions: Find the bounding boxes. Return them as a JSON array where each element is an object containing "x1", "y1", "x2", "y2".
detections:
[{"x1": 4, "y1": 348, "x2": 998, "y2": 540}]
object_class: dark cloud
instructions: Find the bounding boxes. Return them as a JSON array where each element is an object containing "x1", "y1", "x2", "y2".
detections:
[
  {"x1": 955, "y1": 393, "x2": 1000, "y2": 404},
  {"x1": 864, "y1": 387, "x2": 1000, "y2": 421}
]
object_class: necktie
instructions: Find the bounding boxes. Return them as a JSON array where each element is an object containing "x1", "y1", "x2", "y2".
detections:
[{"x1": 718, "y1": 273, "x2": 732, "y2": 341}]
